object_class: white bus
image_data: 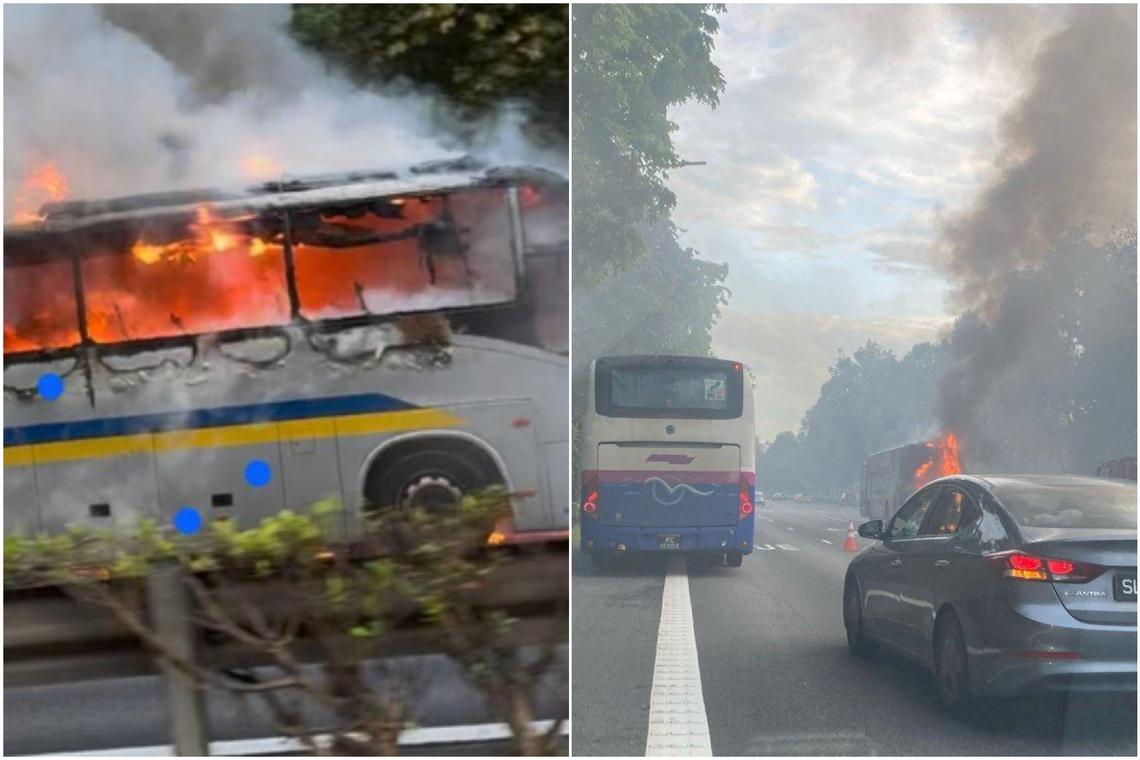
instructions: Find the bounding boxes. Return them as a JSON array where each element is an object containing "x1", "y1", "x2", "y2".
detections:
[
  {"x1": 579, "y1": 355, "x2": 756, "y2": 567},
  {"x1": 3, "y1": 158, "x2": 568, "y2": 546}
]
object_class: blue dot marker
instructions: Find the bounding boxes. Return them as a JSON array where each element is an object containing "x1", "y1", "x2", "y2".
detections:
[
  {"x1": 245, "y1": 459, "x2": 272, "y2": 488},
  {"x1": 174, "y1": 507, "x2": 202, "y2": 535},
  {"x1": 37, "y1": 373, "x2": 64, "y2": 401}
]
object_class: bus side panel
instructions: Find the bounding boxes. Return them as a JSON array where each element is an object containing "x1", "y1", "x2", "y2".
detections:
[
  {"x1": 5, "y1": 464, "x2": 40, "y2": 535},
  {"x1": 35, "y1": 450, "x2": 161, "y2": 533},
  {"x1": 544, "y1": 440, "x2": 570, "y2": 530},
  {"x1": 154, "y1": 444, "x2": 287, "y2": 529},
  {"x1": 277, "y1": 421, "x2": 347, "y2": 542}
]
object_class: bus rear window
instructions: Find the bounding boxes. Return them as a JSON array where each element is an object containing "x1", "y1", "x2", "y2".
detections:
[
  {"x1": 81, "y1": 208, "x2": 291, "y2": 343},
  {"x1": 291, "y1": 187, "x2": 517, "y2": 320},
  {"x1": 5, "y1": 256, "x2": 81, "y2": 353},
  {"x1": 596, "y1": 361, "x2": 743, "y2": 419}
]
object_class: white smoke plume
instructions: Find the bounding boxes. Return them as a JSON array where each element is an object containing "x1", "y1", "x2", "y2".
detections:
[{"x1": 4, "y1": 4, "x2": 560, "y2": 219}]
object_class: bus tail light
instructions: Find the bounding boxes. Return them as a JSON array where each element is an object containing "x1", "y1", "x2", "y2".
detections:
[
  {"x1": 739, "y1": 480, "x2": 753, "y2": 519},
  {"x1": 581, "y1": 471, "x2": 600, "y2": 519}
]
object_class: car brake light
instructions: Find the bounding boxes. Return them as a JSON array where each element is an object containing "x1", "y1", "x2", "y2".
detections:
[
  {"x1": 1046, "y1": 559, "x2": 1074, "y2": 575},
  {"x1": 988, "y1": 551, "x2": 1105, "y2": 583},
  {"x1": 582, "y1": 490, "x2": 599, "y2": 516}
]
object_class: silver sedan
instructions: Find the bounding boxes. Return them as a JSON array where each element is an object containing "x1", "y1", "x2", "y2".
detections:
[{"x1": 843, "y1": 474, "x2": 1137, "y2": 714}]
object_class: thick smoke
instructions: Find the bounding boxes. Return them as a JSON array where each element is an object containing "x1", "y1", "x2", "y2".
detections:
[
  {"x1": 937, "y1": 5, "x2": 1137, "y2": 472},
  {"x1": 4, "y1": 4, "x2": 557, "y2": 218}
]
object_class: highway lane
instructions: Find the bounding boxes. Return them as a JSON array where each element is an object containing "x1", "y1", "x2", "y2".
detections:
[
  {"x1": 572, "y1": 501, "x2": 1137, "y2": 756},
  {"x1": 5, "y1": 648, "x2": 567, "y2": 756}
]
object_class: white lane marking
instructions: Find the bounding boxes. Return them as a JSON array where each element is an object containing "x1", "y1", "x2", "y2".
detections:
[
  {"x1": 22, "y1": 720, "x2": 569, "y2": 757},
  {"x1": 821, "y1": 539, "x2": 833, "y2": 545},
  {"x1": 753, "y1": 544, "x2": 801, "y2": 551},
  {"x1": 776, "y1": 544, "x2": 799, "y2": 551},
  {"x1": 645, "y1": 557, "x2": 711, "y2": 756},
  {"x1": 785, "y1": 526, "x2": 795, "y2": 531}
]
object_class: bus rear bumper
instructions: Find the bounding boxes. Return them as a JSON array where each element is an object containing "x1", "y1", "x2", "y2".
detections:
[{"x1": 581, "y1": 524, "x2": 754, "y2": 555}]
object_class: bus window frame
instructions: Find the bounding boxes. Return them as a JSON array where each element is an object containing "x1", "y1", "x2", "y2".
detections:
[{"x1": 3, "y1": 182, "x2": 529, "y2": 364}]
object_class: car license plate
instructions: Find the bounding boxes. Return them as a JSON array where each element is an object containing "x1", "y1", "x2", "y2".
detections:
[
  {"x1": 658, "y1": 534, "x2": 681, "y2": 551},
  {"x1": 1113, "y1": 574, "x2": 1136, "y2": 602}
]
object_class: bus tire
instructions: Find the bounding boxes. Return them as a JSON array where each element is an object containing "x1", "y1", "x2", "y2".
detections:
[
  {"x1": 364, "y1": 444, "x2": 501, "y2": 514},
  {"x1": 725, "y1": 551, "x2": 743, "y2": 568}
]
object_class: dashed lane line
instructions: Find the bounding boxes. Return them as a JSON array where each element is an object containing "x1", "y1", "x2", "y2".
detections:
[{"x1": 645, "y1": 557, "x2": 711, "y2": 756}]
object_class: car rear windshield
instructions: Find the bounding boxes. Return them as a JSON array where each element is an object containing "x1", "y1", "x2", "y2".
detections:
[{"x1": 996, "y1": 482, "x2": 1138, "y2": 530}]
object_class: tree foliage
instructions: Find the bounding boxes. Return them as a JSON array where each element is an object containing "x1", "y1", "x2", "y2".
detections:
[
  {"x1": 572, "y1": 4, "x2": 724, "y2": 281},
  {"x1": 7, "y1": 490, "x2": 567, "y2": 755},
  {"x1": 757, "y1": 340, "x2": 948, "y2": 496},
  {"x1": 290, "y1": 4, "x2": 568, "y2": 144}
]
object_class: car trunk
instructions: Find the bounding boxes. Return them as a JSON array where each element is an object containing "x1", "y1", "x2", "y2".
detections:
[
  {"x1": 1022, "y1": 529, "x2": 1137, "y2": 625},
  {"x1": 596, "y1": 442, "x2": 740, "y2": 528}
]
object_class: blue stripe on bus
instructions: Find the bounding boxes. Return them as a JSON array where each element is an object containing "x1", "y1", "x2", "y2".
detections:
[{"x1": 3, "y1": 393, "x2": 416, "y2": 447}]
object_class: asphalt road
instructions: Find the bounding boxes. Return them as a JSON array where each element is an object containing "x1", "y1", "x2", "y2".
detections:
[
  {"x1": 572, "y1": 501, "x2": 1138, "y2": 756},
  {"x1": 5, "y1": 648, "x2": 567, "y2": 756}
]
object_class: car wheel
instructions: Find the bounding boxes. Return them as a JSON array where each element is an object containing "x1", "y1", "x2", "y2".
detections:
[
  {"x1": 843, "y1": 575, "x2": 877, "y2": 657},
  {"x1": 725, "y1": 551, "x2": 743, "y2": 568},
  {"x1": 935, "y1": 612, "x2": 972, "y2": 716}
]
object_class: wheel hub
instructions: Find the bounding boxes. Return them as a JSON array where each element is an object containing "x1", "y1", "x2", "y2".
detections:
[{"x1": 401, "y1": 475, "x2": 463, "y2": 512}]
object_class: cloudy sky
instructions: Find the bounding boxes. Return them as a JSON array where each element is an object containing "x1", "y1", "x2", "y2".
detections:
[{"x1": 666, "y1": 5, "x2": 1068, "y2": 440}]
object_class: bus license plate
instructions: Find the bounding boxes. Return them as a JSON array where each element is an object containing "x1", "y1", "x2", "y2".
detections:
[
  {"x1": 658, "y1": 535, "x2": 681, "y2": 551},
  {"x1": 1114, "y1": 574, "x2": 1136, "y2": 601}
]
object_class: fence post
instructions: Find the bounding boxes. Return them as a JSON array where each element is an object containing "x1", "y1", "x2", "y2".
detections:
[{"x1": 147, "y1": 564, "x2": 209, "y2": 756}]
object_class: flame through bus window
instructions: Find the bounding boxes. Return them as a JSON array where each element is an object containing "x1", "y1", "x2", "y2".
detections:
[
  {"x1": 80, "y1": 209, "x2": 291, "y2": 343},
  {"x1": 4, "y1": 255, "x2": 81, "y2": 352},
  {"x1": 291, "y1": 187, "x2": 516, "y2": 319},
  {"x1": 4, "y1": 185, "x2": 530, "y2": 354}
]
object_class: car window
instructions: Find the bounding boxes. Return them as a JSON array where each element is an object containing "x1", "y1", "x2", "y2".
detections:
[
  {"x1": 889, "y1": 487, "x2": 940, "y2": 540},
  {"x1": 964, "y1": 493, "x2": 1016, "y2": 552},
  {"x1": 920, "y1": 488, "x2": 978, "y2": 536}
]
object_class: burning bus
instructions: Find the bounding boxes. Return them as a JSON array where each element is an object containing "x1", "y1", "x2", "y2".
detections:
[
  {"x1": 4, "y1": 157, "x2": 569, "y2": 544},
  {"x1": 858, "y1": 434, "x2": 963, "y2": 522}
]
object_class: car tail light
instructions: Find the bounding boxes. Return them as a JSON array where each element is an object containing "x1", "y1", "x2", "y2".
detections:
[
  {"x1": 583, "y1": 491, "x2": 598, "y2": 515},
  {"x1": 739, "y1": 480, "x2": 753, "y2": 519},
  {"x1": 987, "y1": 551, "x2": 1106, "y2": 583}
]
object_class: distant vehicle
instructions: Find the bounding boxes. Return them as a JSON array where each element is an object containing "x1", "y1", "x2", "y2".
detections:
[
  {"x1": 1097, "y1": 457, "x2": 1137, "y2": 481},
  {"x1": 757, "y1": 491, "x2": 766, "y2": 506},
  {"x1": 4, "y1": 159, "x2": 569, "y2": 545},
  {"x1": 580, "y1": 355, "x2": 756, "y2": 568},
  {"x1": 859, "y1": 437, "x2": 963, "y2": 522},
  {"x1": 794, "y1": 493, "x2": 809, "y2": 503},
  {"x1": 844, "y1": 474, "x2": 1137, "y2": 714},
  {"x1": 771, "y1": 492, "x2": 785, "y2": 501}
]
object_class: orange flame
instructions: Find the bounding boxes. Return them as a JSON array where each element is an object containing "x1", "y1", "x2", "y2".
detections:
[
  {"x1": 914, "y1": 433, "x2": 962, "y2": 489},
  {"x1": 12, "y1": 162, "x2": 70, "y2": 223}
]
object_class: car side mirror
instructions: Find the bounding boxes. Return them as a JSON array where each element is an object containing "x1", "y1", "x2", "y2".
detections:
[{"x1": 858, "y1": 520, "x2": 884, "y2": 540}]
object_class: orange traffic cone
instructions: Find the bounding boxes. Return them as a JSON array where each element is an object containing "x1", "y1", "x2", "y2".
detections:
[{"x1": 843, "y1": 520, "x2": 859, "y2": 552}]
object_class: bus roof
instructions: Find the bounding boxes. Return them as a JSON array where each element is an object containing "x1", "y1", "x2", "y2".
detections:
[{"x1": 5, "y1": 157, "x2": 564, "y2": 241}]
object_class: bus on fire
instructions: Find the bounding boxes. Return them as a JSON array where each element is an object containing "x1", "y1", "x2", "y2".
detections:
[{"x1": 4, "y1": 158, "x2": 568, "y2": 546}]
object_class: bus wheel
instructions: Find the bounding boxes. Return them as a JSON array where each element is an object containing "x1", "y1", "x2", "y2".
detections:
[
  {"x1": 365, "y1": 447, "x2": 498, "y2": 514},
  {"x1": 725, "y1": 551, "x2": 743, "y2": 568}
]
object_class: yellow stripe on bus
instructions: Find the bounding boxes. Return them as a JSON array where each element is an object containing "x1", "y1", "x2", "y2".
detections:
[{"x1": 4, "y1": 408, "x2": 463, "y2": 467}]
